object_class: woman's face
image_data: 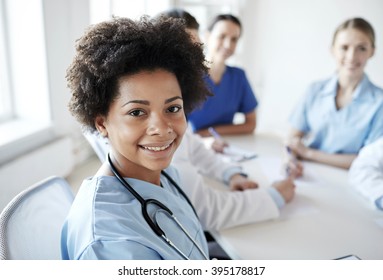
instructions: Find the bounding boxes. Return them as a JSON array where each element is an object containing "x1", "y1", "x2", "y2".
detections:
[
  {"x1": 206, "y1": 20, "x2": 241, "y2": 63},
  {"x1": 332, "y1": 28, "x2": 374, "y2": 80},
  {"x1": 96, "y1": 69, "x2": 187, "y2": 179}
]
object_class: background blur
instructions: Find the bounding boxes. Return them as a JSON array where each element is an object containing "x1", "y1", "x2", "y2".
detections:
[{"x1": 1, "y1": 0, "x2": 382, "y2": 210}]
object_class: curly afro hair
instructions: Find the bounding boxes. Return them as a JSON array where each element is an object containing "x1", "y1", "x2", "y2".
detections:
[{"x1": 67, "y1": 16, "x2": 211, "y2": 132}]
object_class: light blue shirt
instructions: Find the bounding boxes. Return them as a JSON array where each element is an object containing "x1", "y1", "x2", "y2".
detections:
[
  {"x1": 61, "y1": 166, "x2": 208, "y2": 260},
  {"x1": 289, "y1": 74, "x2": 383, "y2": 154}
]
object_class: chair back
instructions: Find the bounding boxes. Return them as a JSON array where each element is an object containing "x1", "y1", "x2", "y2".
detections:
[{"x1": 0, "y1": 176, "x2": 74, "y2": 260}]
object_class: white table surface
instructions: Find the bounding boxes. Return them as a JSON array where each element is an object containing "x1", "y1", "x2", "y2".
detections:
[{"x1": 207, "y1": 133, "x2": 383, "y2": 260}]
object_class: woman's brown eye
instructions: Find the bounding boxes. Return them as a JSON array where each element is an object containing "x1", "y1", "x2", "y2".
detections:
[
  {"x1": 168, "y1": 106, "x2": 182, "y2": 113},
  {"x1": 129, "y1": 110, "x2": 144, "y2": 117}
]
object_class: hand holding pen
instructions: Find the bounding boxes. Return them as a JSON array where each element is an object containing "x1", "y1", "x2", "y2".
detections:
[
  {"x1": 208, "y1": 127, "x2": 229, "y2": 153},
  {"x1": 285, "y1": 146, "x2": 304, "y2": 178}
]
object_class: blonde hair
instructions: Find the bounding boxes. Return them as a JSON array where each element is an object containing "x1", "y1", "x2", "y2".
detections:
[{"x1": 332, "y1": 17, "x2": 375, "y2": 48}]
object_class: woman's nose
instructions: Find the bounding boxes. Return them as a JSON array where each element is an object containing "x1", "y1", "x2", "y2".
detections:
[
  {"x1": 223, "y1": 38, "x2": 232, "y2": 49},
  {"x1": 147, "y1": 115, "x2": 173, "y2": 135},
  {"x1": 345, "y1": 48, "x2": 357, "y2": 61}
]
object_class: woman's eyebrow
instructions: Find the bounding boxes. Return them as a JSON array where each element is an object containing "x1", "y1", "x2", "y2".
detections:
[
  {"x1": 121, "y1": 100, "x2": 149, "y2": 107},
  {"x1": 122, "y1": 96, "x2": 182, "y2": 107},
  {"x1": 165, "y1": 96, "x2": 183, "y2": 104}
]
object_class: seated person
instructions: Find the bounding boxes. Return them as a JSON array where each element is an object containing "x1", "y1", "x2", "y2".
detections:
[
  {"x1": 286, "y1": 17, "x2": 383, "y2": 177},
  {"x1": 349, "y1": 137, "x2": 383, "y2": 210},
  {"x1": 187, "y1": 14, "x2": 258, "y2": 137},
  {"x1": 62, "y1": 16, "x2": 211, "y2": 260},
  {"x1": 174, "y1": 128, "x2": 295, "y2": 231}
]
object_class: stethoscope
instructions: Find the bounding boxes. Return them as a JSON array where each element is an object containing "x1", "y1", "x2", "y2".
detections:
[{"x1": 107, "y1": 153, "x2": 209, "y2": 260}]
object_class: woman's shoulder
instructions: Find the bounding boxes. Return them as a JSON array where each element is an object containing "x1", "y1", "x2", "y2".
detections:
[
  {"x1": 226, "y1": 65, "x2": 246, "y2": 75},
  {"x1": 308, "y1": 75, "x2": 335, "y2": 91}
]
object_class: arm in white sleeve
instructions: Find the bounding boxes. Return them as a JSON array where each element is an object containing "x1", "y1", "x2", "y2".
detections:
[
  {"x1": 174, "y1": 158, "x2": 279, "y2": 231},
  {"x1": 181, "y1": 130, "x2": 244, "y2": 182},
  {"x1": 349, "y1": 138, "x2": 383, "y2": 210}
]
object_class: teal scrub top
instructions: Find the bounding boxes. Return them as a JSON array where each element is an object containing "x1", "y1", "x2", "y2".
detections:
[
  {"x1": 289, "y1": 74, "x2": 383, "y2": 154},
  {"x1": 61, "y1": 166, "x2": 208, "y2": 260}
]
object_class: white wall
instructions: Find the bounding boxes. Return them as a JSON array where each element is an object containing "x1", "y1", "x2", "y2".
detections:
[{"x1": 239, "y1": 0, "x2": 383, "y2": 136}]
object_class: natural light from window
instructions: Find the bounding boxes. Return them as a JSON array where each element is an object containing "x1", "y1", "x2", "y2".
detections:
[{"x1": 0, "y1": 0, "x2": 51, "y2": 163}]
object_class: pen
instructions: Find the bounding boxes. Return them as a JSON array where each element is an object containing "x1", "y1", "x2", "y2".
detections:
[
  {"x1": 285, "y1": 146, "x2": 298, "y2": 177},
  {"x1": 208, "y1": 127, "x2": 223, "y2": 140},
  {"x1": 285, "y1": 146, "x2": 294, "y2": 176}
]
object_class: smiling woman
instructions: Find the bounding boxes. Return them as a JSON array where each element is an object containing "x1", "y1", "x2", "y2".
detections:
[
  {"x1": 95, "y1": 70, "x2": 187, "y2": 184},
  {"x1": 286, "y1": 17, "x2": 383, "y2": 176},
  {"x1": 61, "y1": 16, "x2": 211, "y2": 260}
]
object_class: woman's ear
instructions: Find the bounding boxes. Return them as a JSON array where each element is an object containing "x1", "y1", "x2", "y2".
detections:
[{"x1": 95, "y1": 115, "x2": 108, "y2": 137}]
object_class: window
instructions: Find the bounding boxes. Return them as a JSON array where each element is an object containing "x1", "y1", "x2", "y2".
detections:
[
  {"x1": 90, "y1": 0, "x2": 240, "y2": 28},
  {"x1": 0, "y1": 0, "x2": 12, "y2": 123},
  {"x1": 89, "y1": 0, "x2": 243, "y2": 64},
  {"x1": 90, "y1": 0, "x2": 171, "y2": 23},
  {"x1": 0, "y1": 0, "x2": 52, "y2": 164}
]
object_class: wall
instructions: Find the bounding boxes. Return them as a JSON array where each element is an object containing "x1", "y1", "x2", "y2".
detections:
[
  {"x1": 239, "y1": 0, "x2": 383, "y2": 136},
  {"x1": 0, "y1": 0, "x2": 92, "y2": 210}
]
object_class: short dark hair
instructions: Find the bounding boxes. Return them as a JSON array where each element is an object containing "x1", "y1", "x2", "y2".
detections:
[
  {"x1": 157, "y1": 8, "x2": 199, "y2": 30},
  {"x1": 207, "y1": 14, "x2": 242, "y2": 34},
  {"x1": 67, "y1": 16, "x2": 210, "y2": 132}
]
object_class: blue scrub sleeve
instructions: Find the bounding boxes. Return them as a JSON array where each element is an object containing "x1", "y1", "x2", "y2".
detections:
[
  {"x1": 289, "y1": 87, "x2": 312, "y2": 133},
  {"x1": 238, "y1": 71, "x2": 258, "y2": 114}
]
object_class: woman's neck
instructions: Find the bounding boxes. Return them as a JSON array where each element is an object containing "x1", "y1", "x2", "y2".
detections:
[
  {"x1": 208, "y1": 60, "x2": 226, "y2": 84},
  {"x1": 97, "y1": 157, "x2": 162, "y2": 186},
  {"x1": 335, "y1": 75, "x2": 362, "y2": 110},
  {"x1": 337, "y1": 74, "x2": 362, "y2": 94}
]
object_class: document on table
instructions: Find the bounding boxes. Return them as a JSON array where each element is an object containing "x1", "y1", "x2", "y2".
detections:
[{"x1": 222, "y1": 145, "x2": 257, "y2": 162}]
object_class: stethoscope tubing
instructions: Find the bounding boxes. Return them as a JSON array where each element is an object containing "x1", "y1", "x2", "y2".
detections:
[{"x1": 107, "y1": 153, "x2": 208, "y2": 260}]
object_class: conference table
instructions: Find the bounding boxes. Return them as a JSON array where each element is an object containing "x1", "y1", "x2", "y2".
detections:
[{"x1": 205, "y1": 133, "x2": 383, "y2": 260}]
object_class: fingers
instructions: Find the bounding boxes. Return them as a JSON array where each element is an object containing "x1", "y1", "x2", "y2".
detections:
[
  {"x1": 272, "y1": 178, "x2": 296, "y2": 203},
  {"x1": 285, "y1": 159, "x2": 304, "y2": 178},
  {"x1": 229, "y1": 176, "x2": 259, "y2": 191},
  {"x1": 211, "y1": 139, "x2": 229, "y2": 153}
]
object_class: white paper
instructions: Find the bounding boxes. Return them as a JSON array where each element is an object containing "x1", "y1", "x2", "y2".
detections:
[{"x1": 222, "y1": 145, "x2": 257, "y2": 162}]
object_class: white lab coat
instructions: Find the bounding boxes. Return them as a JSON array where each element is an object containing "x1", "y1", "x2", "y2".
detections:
[
  {"x1": 349, "y1": 137, "x2": 383, "y2": 209},
  {"x1": 172, "y1": 130, "x2": 279, "y2": 231}
]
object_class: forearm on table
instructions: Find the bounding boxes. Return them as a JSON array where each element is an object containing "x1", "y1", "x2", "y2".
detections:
[
  {"x1": 302, "y1": 148, "x2": 357, "y2": 169},
  {"x1": 198, "y1": 123, "x2": 255, "y2": 136}
]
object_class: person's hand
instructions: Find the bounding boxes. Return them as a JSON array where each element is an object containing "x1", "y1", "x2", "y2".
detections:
[
  {"x1": 284, "y1": 137, "x2": 305, "y2": 178},
  {"x1": 211, "y1": 139, "x2": 229, "y2": 153},
  {"x1": 285, "y1": 159, "x2": 304, "y2": 178},
  {"x1": 287, "y1": 137, "x2": 309, "y2": 159},
  {"x1": 229, "y1": 174, "x2": 258, "y2": 191},
  {"x1": 271, "y1": 178, "x2": 295, "y2": 203}
]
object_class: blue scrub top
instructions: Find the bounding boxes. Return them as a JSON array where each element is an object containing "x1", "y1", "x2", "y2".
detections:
[
  {"x1": 289, "y1": 74, "x2": 383, "y2": 154},
  {"x1": 188, "y1": 66, "x2": 258, "y2": 131},
  {"x1": 61, "y1": 166, "x2": 208, "y2": 260}
]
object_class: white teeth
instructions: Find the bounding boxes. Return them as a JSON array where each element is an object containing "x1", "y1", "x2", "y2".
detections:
[{"x1": 142, "y1": 143, "x2": 171, "y2": 151}]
